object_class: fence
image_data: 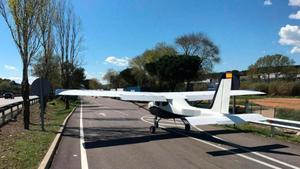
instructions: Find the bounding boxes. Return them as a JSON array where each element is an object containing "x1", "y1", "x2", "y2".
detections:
[
  {"x1": 0, "y1": 97, "x2": 39, "y2": 126},
  {"x1": 232, "y1": 100, "x2": 300, "y2": 137}
]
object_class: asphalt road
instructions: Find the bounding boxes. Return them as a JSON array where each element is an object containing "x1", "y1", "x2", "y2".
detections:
[{"x1": 50, "y1": 97, "x2": 300, "y2": 169}]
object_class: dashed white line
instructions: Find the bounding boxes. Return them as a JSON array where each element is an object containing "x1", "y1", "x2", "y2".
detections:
[
  {"x1": 98, "y1": 113, "x2": 107, "y2": 117},
  {"x1": 80, "y1": 101, "x2": 89, "y2": 169},
  {"x1": 116, "y1": 110, "x2": 128, "y2": 116}
]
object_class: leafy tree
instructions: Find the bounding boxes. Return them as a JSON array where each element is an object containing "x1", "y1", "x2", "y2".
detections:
[
  {"x1": 32, "y1": 55, "x2": 61, "y2": 88},
  {"x1": 248, "y1": 54, "x2": 295, "y2": 82},
  {"x1": 83, "y1": 78, "x2": 102, "y2": 89},
  {"x1": 103, "y1": 69, "x2": 119, "y2": 89},
  {"x1": 145, "y1": 55, "x2": 201, "y2": 91},
  {"x1": 71, "y1": 67, "x2": 86, "y2": 89},
  {"x1": 0, "y1": 0, "x2": 43, "y2": 129},
  {"x1": 130, "y1": 42, "x2": 177, "y2": 87},
  {"x1": 175, "y1": 32, "x2": 220, "y2": 72},
  {"x1": 119, "y1": 68, "x2": 137, "y2": 87}
]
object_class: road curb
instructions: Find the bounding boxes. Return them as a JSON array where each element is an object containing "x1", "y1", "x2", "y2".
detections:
[{"x1": 38, "y1": 106, "x2": 77, "y2": 169}]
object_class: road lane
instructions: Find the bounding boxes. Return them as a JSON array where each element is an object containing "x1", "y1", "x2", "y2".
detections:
[{"x1": 50, "y1": 97, "x2": 300, "y2": 169}]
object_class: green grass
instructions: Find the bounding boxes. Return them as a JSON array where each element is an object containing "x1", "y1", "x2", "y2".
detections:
[
  {"x1": 0, "y1": 98, "x2": 77, "y2": 169},
  {"x1": 224, "y1": 123, "x2": 300, "y2": 144},
  {"x1": 275, "y1": 108, "x2": 300, "y2": 121}
]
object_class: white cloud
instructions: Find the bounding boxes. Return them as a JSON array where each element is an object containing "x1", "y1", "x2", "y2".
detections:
[
  {"x1": 278, "y1": 24, "x2": 300, "y2": 53},
  {"x1": 291, "y1": 46, "x2": 300, "y2": 53},
  {"x1": 264, "y1": 0, "x2": 272, "y2": 6},
  {"x1": 289, "y1": 10, "x2": 300, "y2": 19},
  {"x1": 289, "y1": 0, "x2": 300, "y2": 6},
  {"x1": 4, "y1": 64, "x2": 17, "y2": 71},
  {"x1": 104, "y1": 56, "x2": 129, "y2": 67}
]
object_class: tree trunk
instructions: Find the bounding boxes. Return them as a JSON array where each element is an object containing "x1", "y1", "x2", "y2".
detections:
[
  {"x1": 65, "y1": 96, "x2": 70, "y2": 109},
  {"x1": 185, "y1": 81, "x2": 193, "y2": 91},
  {"x1": 22, "y1": 65, "x2": 30, "y2": 130},
  {"x1": 65, "y1": 73, "x2": 70, "y2": 110}
]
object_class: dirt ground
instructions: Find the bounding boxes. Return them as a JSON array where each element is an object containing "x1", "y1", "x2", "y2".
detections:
[{"x1": 250, "y1": 98, "x2": 300, "y2": 110}]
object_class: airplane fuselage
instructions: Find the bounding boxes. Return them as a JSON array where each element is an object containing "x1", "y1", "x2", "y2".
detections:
[{"x1": 148, "y1": 98, "x2": 214, "y2": 119}]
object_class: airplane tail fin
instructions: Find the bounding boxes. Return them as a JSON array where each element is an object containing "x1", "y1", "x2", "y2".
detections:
[
  {"x1": 186, "y1": 71, "x2": 267, "y2": 126},
  {"x1": 209, "y1": 72, "x2": 233, "y2": 114}
]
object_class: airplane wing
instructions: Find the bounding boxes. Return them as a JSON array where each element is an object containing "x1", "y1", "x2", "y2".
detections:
[{"x1": 57, "y1": 89, "x2": 264, "y2": 102}]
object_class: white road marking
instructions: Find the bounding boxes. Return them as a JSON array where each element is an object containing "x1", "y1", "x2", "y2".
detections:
[
  {"x1": 116, "y1": 110, "x2": 128, "y2": 116},
  {"x1": 98, "y1": 106, "x2": 111, "y2": 109},
  {"x1": 141, "y1": 116, "x2": 284, "y2": 169},
  {"x1": 144, "y1": 116, "x2": 300, "y2": 169},
  {"x1": 98, "y1": 113, "x2": 106, "y2": 117},
  {"x1": 192, "y1": 125, "x2": 300, "y2": 169},
  {"x1": 80, "y1": 101, "x2": 89, "y2": 169}
]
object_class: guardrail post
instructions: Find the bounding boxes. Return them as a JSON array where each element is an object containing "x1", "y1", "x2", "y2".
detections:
[
  {"x1": 270, "y1": 126, "x2": 275, "y2": 137},
  {"x1": 17, "y1": 104, "x2": 19, "y2": 114},
  {"x1": 1, "y1": 109, "x2": 4, "y2": 125},
  {"x1": 10, "y1": 106, "x2": 13, "y2": 120},
  {"x1": 260, "y1": 105, "x2": 262, "y2": 114}
]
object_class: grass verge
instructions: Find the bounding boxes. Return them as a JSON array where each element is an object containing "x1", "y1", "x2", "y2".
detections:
[
  {"x1": 0, "y1": 98, "x2": 77, "y2": 169},
  {"x1": 275, "y1": 108, "x2": 300, "y2": 121},
  {"x1": 224, "y1": 123, "x2": 300, "y2": 144}
]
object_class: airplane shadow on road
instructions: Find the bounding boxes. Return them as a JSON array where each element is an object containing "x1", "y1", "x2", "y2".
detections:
[
  {"x1": 83, "y1": 117, "x2": 140, "y2": 121},
  {"x1": 62, "y1": 123, "x2": 299, "y2": 157},
  {"x1": 168, "y1": 128, "x2": 300, "y2": 157},
  {"x1": 62, "y1": 126, "x2": 186, "y2": 148}
]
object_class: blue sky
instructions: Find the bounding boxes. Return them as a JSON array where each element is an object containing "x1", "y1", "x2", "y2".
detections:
[{"x1": 1, "y1": 0, "x2": 300, "y2": 83}]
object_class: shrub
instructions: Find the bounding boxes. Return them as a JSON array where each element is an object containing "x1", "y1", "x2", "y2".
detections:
[
  {"x1": 268, "y1": 81, "x2": 294, "y2": 96},
  {"x1": 240, "y1": 81, "x2": 296, "y2": 96},
  {"x1": 254, "y1": 83, "x2": 268, "y2": 93},
  {"x1": 292, "y1": 81, "x2": 300, "y2": 96}
]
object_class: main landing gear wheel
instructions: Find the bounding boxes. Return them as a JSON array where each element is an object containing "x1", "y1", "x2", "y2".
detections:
[
  {"x1": 154, "y1": 121, "x2": 159, "y2": 128},
  {"x1": 181, "y1": 118, "x2": 191, "y2": 131},
  {"x1": 185, "y1": 124, "x2": 190, "y2": 131},
  {"x1": 150, "y1": 126, "x2": 156, "y2": 133}
]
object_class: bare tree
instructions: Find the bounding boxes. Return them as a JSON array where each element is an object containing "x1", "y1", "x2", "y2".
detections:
[
  {"x1": 36, "y1": 0, "x2": 56, "y2": 79},
  {"x1": 0, "y1": 0, "x2": 41, "y2": 129},
  {"x1": 55, "y1": 0, "x2": 83, "y2": 109}
]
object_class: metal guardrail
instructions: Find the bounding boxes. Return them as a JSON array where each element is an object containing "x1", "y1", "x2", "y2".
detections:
[
  {"x1": 0, "y1": 98, "x2": 39, "y2": 126},
  {"x1": 250, "y1": 117, "x2": 300, "y2": 137}
]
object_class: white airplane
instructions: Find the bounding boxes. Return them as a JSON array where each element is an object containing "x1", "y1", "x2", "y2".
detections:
[{"x1": 57, "y1": 72, "x2": 266, "y2": 133}]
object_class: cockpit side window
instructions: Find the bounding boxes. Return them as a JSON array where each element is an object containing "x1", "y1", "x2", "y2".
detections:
[
  {"x1": 155, "y1": 102, "x2": 160, "y2": 106},
  {"x1": 162, "y1": 102, "x2": 168, "y2": 106}
]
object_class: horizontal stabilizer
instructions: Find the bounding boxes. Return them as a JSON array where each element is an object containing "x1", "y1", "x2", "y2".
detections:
[{"x1": 185, "y1": 114, "x2": 266, "y2": 126}]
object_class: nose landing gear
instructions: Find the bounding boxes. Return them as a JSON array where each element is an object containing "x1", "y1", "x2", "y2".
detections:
[{"x1": 150, "y1": 116, "x2": 161, "y2": 134}]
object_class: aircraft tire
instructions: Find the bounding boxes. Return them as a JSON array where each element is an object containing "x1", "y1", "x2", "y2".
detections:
[
  {"x1": 154, "y1": 122, "x2": 159, "y2": 128},
  {"x1": 185, "y1": 124, "x2": 190, "y2": 131},
  {"x1": 150, "y1": 126, "x2": 156, "y2": 134}
]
